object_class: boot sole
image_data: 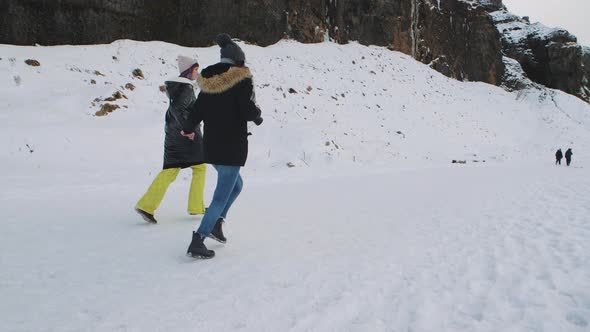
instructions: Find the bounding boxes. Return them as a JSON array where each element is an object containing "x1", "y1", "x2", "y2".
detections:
[
  {"x1": 186, "y1": 252, "x2": 215, "y2": 259},
  {"x1": 135, "y1": 208, "x2": 157, "y2": 224},
  {"x1": 208, "y1": 234, "x2": 227, "y2": 244}
]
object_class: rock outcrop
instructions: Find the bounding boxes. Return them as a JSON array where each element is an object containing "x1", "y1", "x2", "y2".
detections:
[
  {"x1": 490, "y1": 9, "x2": 590, "y2": 102},
  {"x1": 320, "y1": 0, "x2": 504, "y2": 83}
]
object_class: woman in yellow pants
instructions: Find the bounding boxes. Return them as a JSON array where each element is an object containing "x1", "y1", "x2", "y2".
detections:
[{"x1": 135, "y1": 56, "x2": 206, "y2": 224}]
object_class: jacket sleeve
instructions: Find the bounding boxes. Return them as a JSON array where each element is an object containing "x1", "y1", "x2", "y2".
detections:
[
  {"x1": 169, "y1": 85, "x2": 194, "y2": 129},
  {"x1": 237, "y1": 78, "x2": 262, "y2": 122},
  {"x1": 182, "y1": 94, "x2": 203, "y2": 134}
]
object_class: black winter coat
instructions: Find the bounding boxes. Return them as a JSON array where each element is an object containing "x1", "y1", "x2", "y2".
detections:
[
  {"x1": 183, "y1": 63, "x2": 261, "y2": 166},
  {"x1": 556, "y1": 150, "x2": 563, "y2": 160},
  {"x1": 163, "y1": 78, "x2": 204, "y2": 169}
]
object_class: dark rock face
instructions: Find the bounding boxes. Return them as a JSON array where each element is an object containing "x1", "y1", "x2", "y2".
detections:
[
  {"x1": 416, "y1": 0, "x2": 504, "y2": 84},
  {"x1": 490, "y1": 9, "x2": 590, "y2": 102},
  {"x1": 316, "y1": 0, "x2": 504, "y2": 84},
  {"x1": 0, "y1": 0, "x2": 289, "y2": 47}
]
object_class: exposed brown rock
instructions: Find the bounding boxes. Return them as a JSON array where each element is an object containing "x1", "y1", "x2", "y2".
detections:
[
  {"x1": 95, "y1": 103, "x2": 119, "y2": 116},
  {"x1": 103, "y1": 91, "x2": 126, "y2": 102},
  {"x1": 132, "y1": 69, "x2": 144, "y2": 79},
  {"x1": 25, "y1": 59, "x2": 40, "y2": 66}
]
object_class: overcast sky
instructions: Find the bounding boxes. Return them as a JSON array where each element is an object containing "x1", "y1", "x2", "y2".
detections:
[{"x1": 502, "y1": 0, "x2": 590, "y2": 46}]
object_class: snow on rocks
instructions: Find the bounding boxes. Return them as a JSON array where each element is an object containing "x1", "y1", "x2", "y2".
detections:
[{"x1": 490, "y1": 9, "x2": 575, "y2": 46}]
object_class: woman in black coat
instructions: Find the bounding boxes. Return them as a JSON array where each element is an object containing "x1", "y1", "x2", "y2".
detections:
[
  {"x1": 182, "y1": 34, "x2": 263, "y2": 258},
  {"x1": 135, "y1": 56, "x2": 206, "y2": 224}
]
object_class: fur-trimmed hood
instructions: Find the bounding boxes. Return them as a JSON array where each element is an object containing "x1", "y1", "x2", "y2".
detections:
[{"x1": 197, "y1": 65, "x2": 252, "y2": 94}]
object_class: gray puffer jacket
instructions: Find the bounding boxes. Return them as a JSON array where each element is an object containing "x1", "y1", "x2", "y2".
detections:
[{"x1": 163, "y1": 77, "x2": 204, "y2": 169}]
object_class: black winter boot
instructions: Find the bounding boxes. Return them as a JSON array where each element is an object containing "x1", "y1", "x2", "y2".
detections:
[
  {"x1": 209, "y1": 218, "x2": 227, "y2": 244},
  {"x1": 187, "y1": 232, "x2": 215, "y2": 259},
  {"x1": 135, "y1": 207, "x2": 157, "y2": 224}
]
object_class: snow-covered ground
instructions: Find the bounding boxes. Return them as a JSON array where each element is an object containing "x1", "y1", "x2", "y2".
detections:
[{"x1": 1, "y1": 40, "x2": 589, "y2": 331}]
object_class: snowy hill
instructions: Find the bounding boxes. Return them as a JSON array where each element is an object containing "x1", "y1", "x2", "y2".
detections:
[
  {"x1": 1, "y1": 40, "x2": 589, "y2": 331},
  {"x1": 2, "y1": 39, "x2": 589, "y2": 179}
]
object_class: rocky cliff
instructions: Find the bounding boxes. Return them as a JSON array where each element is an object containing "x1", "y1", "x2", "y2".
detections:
[
  {"x1": 490, "y1": 9, "x2": 590, "y2": 102},
  {"x1": 322, "y1": 0, "x2": 505, "y2": 84},
  {"x1": 1, "y1": 0, "x2": 587, "y2": 101}
]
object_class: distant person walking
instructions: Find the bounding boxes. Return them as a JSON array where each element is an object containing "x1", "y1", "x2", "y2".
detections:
[
  {"x1": 135, "y1": 56, "x2": 206, "y2": 223},
  {"x1": 181, "y1": 34, "x2": 263, "y2": 259},
  {"x1": 555, "y1": 149, "x2": 563, "y2": 165},
  {"x1": 565, "y1": 148, "x2": 573, "y2": 166}
]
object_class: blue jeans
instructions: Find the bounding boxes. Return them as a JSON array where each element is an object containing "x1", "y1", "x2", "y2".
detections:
[{"x1": 196, "y1": 165, "x2": 243, "y2": 236}]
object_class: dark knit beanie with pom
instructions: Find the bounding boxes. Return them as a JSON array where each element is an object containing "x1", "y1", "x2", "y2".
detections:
[{"x1": 216, "y1": 33, "x2": 245, "y2": 65}]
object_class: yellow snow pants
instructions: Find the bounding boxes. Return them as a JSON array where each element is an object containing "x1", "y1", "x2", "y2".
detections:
[{"x1": 136, "y1": 164, "x2": 206, "y2": 215}]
